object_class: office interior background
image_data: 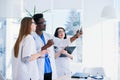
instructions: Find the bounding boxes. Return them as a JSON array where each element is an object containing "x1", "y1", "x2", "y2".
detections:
[{"x1": 0, "y1": 0, "x2": 120, "y2": 80}]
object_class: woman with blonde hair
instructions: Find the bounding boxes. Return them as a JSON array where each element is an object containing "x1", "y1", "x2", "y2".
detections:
[{"x1": 12, "y1": 17, "x2": 48, "y2": 80}]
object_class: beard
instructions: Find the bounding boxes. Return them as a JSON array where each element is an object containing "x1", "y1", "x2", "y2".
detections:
[{"x1": 42, "y1": 26, "x2": 46, "y2": 31}]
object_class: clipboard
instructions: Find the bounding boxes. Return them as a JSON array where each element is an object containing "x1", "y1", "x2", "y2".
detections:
[{"x1": 60, "y1": 46, "x2": 76, "y2": 57}]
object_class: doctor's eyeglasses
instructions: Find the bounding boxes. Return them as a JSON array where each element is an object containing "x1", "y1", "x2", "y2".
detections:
[{"x1": 38, "y1": 21, "x2": 46, "y2": 25}]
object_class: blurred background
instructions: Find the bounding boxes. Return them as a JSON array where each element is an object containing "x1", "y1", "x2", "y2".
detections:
[{"x1": 0, "y1": 0, "x2": 120, "y2": 80}]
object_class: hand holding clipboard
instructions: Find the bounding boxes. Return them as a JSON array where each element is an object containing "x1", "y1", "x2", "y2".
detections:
[{"x1": 60, "y1": 46, "x2": 76, "y2": 57}]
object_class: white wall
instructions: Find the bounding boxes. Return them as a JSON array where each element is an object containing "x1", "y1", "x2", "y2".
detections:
[
  {"x1": 83, "y1": 18, "x2": 118, "y2": 80},
  {"x1": 0, "y1": 0, "x2": 22, "y2": 17},
  {"x1": 53, "y1": 0, "x2": 82, "y2": 9},
  {"x1": 102, "y1": 19, "x2": 118, "y2": 79},
  {"x1": 83, "y1": 0, "x2": 118, "y2": 80},
  {"x1": 83, "y1": 22, "x2": 103, "y2": 67},
  {"x1": 83, "y1": 0, "x2": 115, "y2": 27}
]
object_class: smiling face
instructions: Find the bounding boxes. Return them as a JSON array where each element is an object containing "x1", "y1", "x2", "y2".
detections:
[{"x1": 57, "y1": 28, "x2": 65, "y2": 39}]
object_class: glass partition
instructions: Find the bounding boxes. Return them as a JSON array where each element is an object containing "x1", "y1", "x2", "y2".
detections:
[{"x1": 0, "y1": 18, "x2": 6, "y2": 78}]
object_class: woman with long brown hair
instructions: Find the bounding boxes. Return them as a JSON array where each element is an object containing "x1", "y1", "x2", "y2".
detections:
[{"x1": 12, "y1": 17, "x2": 48, "y2": 80}]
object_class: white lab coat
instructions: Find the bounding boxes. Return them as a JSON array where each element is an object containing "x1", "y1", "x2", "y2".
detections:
[
  {"x1": 54, "y1": 44, "x2": 72, "y2": 77},
  {"x1": 32, "y1": 32, "x2": 71, "y2": 80},
  {"x1": 12, "y1": 35, "x2": 39, "y2": 80},
  {"x1": 55, "y1": 57, "x2": 72, "y2": 77}
]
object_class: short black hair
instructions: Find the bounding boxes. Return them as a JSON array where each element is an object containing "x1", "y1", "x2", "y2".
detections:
[{"x1": 32, "y1": 13, "x2": 43, "y2": 24}]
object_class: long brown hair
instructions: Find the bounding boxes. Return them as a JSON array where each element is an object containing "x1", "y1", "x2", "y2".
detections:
[{"x1": 14, "y1": 17, "x2": 32, "y2": 58}]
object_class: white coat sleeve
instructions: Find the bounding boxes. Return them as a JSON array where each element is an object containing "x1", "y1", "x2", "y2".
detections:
[{"x1": 22, "y1": 35, "x2": 36, "y2": 59}]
